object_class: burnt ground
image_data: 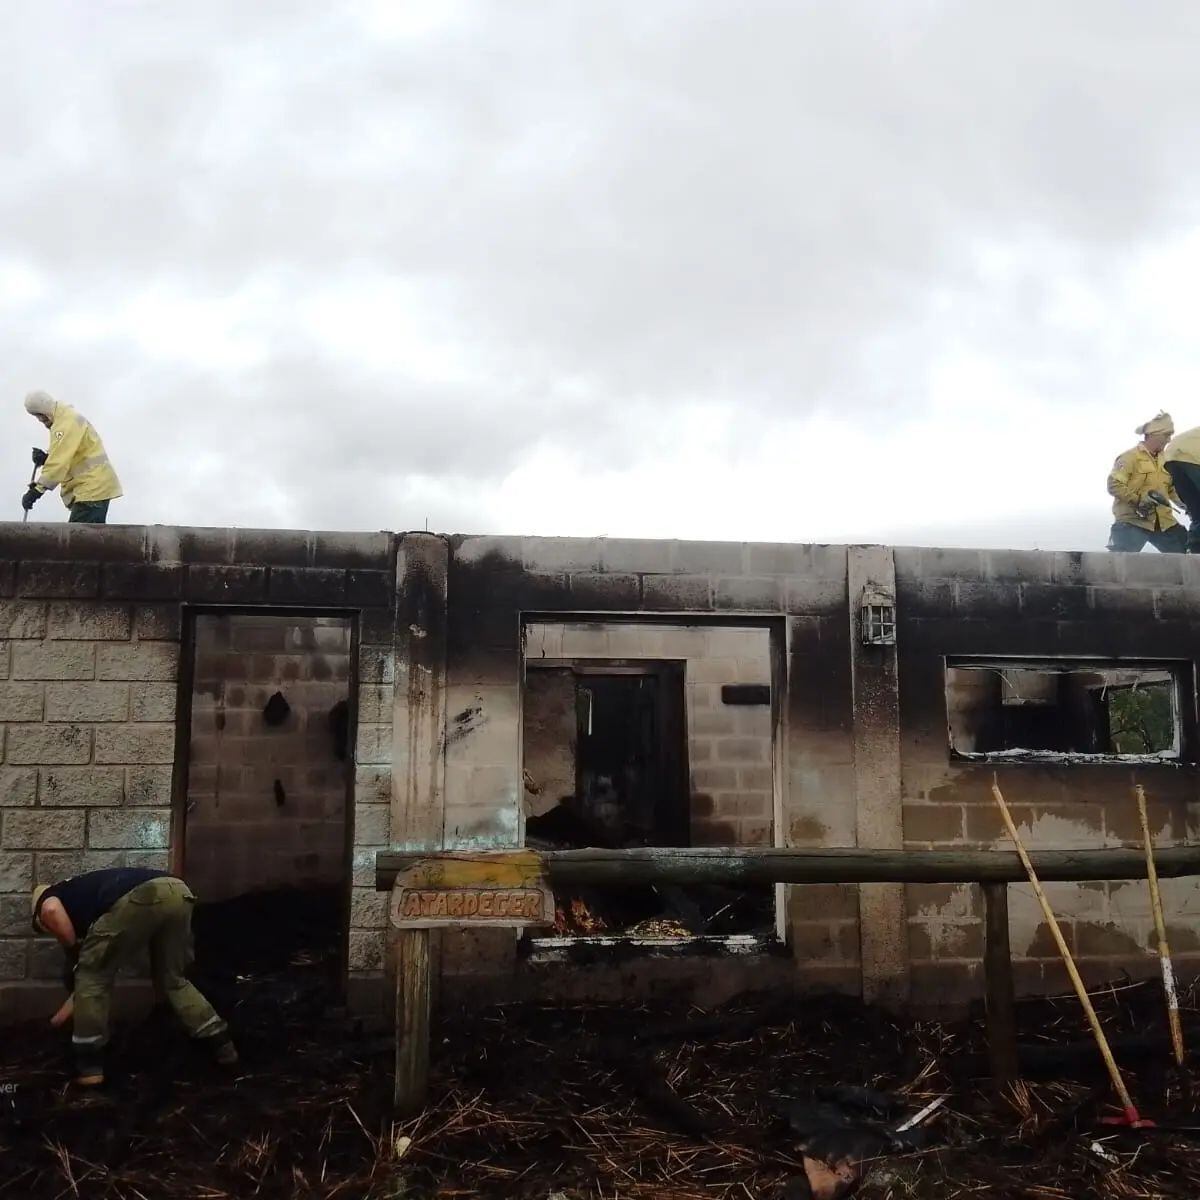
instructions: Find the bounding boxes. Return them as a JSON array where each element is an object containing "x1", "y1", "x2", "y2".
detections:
[{"x1": 4, "y1": 939, "x2": 1200, "y2": 1199}]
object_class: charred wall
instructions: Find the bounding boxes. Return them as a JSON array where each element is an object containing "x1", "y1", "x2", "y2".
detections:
[
  {"x1": 895, "y1": 547, "x2": 1200, "y2": 1007},
  {"x1": 0, "y1": 524, "x2": 394, "y2": 1021}
]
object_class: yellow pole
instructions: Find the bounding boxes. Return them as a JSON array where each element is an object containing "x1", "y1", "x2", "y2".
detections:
[
  {"x1": 1136, "y1": 784, "x2": 1186, "y2": 1067},
  {"x1": 991, "y1": 777, "x2": 1142, "y2": 1123}
]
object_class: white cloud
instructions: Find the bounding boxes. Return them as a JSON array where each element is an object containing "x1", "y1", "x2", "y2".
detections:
[{"x1": 3, "y1": 0, "x2": 1200, "y2": 550}]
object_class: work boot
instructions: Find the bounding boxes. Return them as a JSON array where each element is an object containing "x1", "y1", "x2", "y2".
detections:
[
  {"x1": 209, "y1": 1037, "x2": 239, "y2": 1068},
  {"x1": 74, "y1": 1059, "x2": 104, "y2": 1087}
]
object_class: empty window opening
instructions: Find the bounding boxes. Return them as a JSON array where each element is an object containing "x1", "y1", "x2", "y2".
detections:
[
  {"x1": 522, "y1": 621, "x2": 779, "y2": 945},
  {"x1": 184, "y1": 614, "x2": 353, "y2": 1002},
  {"x1": 946, "y1": 659, "x2": 1184, "y2": 762}
]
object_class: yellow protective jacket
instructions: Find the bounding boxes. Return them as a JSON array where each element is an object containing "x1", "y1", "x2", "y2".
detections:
[
  {"x1": 1164, "y1": 426, "x2": 1200, "y2": 470},
  {"x1": 36, "y1": 403, "x2": 122, "y2": 508},
  {"x1": 1108, "y1": 443, "x2": 1178, "y2": 532}
]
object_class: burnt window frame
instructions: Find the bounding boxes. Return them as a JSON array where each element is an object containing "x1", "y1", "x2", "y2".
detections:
[{"x1": 943, "y1": 655, "x2": 1196, "y2": 766}]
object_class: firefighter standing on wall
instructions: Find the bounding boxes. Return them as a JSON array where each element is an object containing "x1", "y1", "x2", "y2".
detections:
[
  {"x1": 1164, "y1": 423, "x2": 1200, "y2": 553},
  {"x1": 21, "y1": 391, "x2": 122, "y2": 524},
  {"x1": 1106, "y1": 412, "x2": 1186, "y2": 553},
  {"x1": 32, "y1": 868, "x2": 237, "y2": 1086}
]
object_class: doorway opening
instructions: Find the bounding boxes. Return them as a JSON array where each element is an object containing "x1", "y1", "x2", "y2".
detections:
[
  {"x1": 522, "y1": 620, "x2": 780, "y2": 946},
  {"x1": 180, "y1": 612, "x2": 355, "y2": 1009}
]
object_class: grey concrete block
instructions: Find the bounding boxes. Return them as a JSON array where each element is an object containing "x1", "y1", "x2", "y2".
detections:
[
  {"x1": 45, "y1": 682, "x2": 129, "y2": 722},
  {"x1": 269, "y1": 567, "x2": 347, "y2": 604},
  {"x1": 897, "y1": 578, "x2": 955, "y2": 617},
  {"x1": 1089, "y1": 585, "x2": 1156, "y2": 616},
  {"x1": 521, "y1": 537, "x2": 604, "y2": 573},
  {"x1": 1051, "y1": 551, "x2": 1122, "y2": 585},
  {"x1": 714, "y1": 576, "x2": 783, "y2": 611},
  {"x1": 96, "y1": 642, "x2": 178, "y2": 681},
  {"x1": 46, "y1": 603, "x2": 131, "y2": 641},
  {"x1": 59, "y1": 525, "x2": 147, "y2": 561},
  {"x1": 358, "y1": 646, "x2": 395, "y2": 684},
  {"x1": 149, "y1": 527, "x2": 234, "y2": 565},
  {"x1": 129, "y1": 684, "x2": 177, "y2": 723},
  {"x1": 784, "y1": 576, "x2": 846, "y2": 613},
  {"x1": 0, "y1": 769, "x2": 36, "y2": 807},
  {"x1": 231, "y1": 529, "x2": 313, "y2": 567},
  {"x1": 350, "y1": 886, "x2": 389, "y2": 930},
  {"x1": 101, "y1": 563, "x2": 184, "y2": 600},
  {"x1": 355, "y1": 766, "x2": 391, "y2": 807},
  {"x1": 185, "y1": 565, "x2": 268, "y2": 603},
  {"x1": 0, "y1": 852, "x2": 32, "y2": 892},
  {"x1": 568, "y1": 572, "x2": 642, "y2": 608},
  {"x1": 451, "y1": 535, "x2": 523, "y2": 568},
  {"x1": 353, "y1": 804, "x2": 390, "y2": 846},
  {"x1": 916, "y1": 548, "x2": 987, "y2": 578},
  {"x1": 642, "y1": 574, "x2": 713, "y2": 611},
  {"x1": 5, "y1": 724, "x2": 91, "y2": 765},
  {"x1": 347, "y1": 570, "x2": 392, "y2": 607},
  {"x1": 746, "y1": 543, "x2": 811, "y2": 575},
  {"x1": 0, "y1": 603, "x2": 47, "y2": 639},
  {"x1": 0, "y1": 561, "x2": 14, "y2": 598},
  {"x1": 1019, "y1": 583, "x2": 1089, "y2": 620},
  {"x1": 1155, "y1": 588, "x2": 1193, "y2": 621},
  {"x1": 1122, "y1": 554, "x2": 1186, "y2": 586},
  {"x1": 134, "y1": 605, "x2": 181, "y2": 641},
  {"x1": 3, "y1": 810, "x2": 86, "y2": 848},
  {"x1": 953, "y1": 580, "x2": 1021, "y2": 617},
  {"x1": 0, "y1": 895, "x2": 32, "y2": 935},
  {"x1": 598, "y1": 538, "x2": 671, "y2": 574},
  {"x1": 348, "y1": 930, "x2": 383, "y2": 971},
  {"x1": 17, "y1": 561, "x2": 100, "y2": 599},
  {"x1": 356, "y1": 685, "x2": 393, "y2": 725},
  {"x1": 125, "y1": 850, "x2": 169, "y2": 871},
  {"x1": 312, "y1": 531, "x2": 394, "y2": 570},
  {"x1": 39, "y1": 767, "x2": 124, "y2": 807},
  {"x1": 0, "y1": 642, "x2": 9, "y2": 680},
  {"x1": 125, "y1": 766, "x2": 173, "y2": 806},
  {"x1": 983, "y1": 550, "x2": 1054, "y2": 582},
  {"x1": 0, "y1": 939, "x2": 26, "y2": 980},
  {"x1": 355, "y1": 723, "x2": 393, "y2": 765},
  {"x1": 0, "y1": 682, "x2": 43, "y2": 722},
  {"x1": 87, "y1": 809, "x2": 171, "y2": 849},
  {"x1": 94, "y1": 724, "x2": 175, "y2": 765},
  {"x1": 671, "y1": 540, "x2": 745, "y2": 575},
  {"x1": 12, "y1": 641, "x2": 96, "y2": 681}
]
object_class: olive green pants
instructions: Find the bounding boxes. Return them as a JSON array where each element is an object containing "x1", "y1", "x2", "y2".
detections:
[{"x1": 72, "y1": 878, "x2": 227, "y2": 1064}]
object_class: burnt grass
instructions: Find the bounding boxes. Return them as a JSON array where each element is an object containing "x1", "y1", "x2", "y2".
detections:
[{"x1": 4, "y1": 968, "x2": 1200, "y2": 1199}]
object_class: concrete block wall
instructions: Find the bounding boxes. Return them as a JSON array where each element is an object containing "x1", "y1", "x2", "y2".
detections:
[
  {"x1": 184, "y1": 613, "x2": 351, "y2": 902},
  {"x1": 444, "y1": 536, "x2": 858, "y2": 993},
  {"x1": 0, "y1": 523, "x2": 395, "y2": 1017},
  {"x1": 896, "y1": 546, "x2": 1200, "y2": 1005}
]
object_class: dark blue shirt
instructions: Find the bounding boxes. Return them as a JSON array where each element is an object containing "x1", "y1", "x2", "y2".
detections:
[{"x1": 40, "y1": 868, "x2": 170, "y2": 938}]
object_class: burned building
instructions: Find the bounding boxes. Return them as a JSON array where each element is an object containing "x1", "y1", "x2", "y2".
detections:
[{"x1": 1, "y1": 525, "x2": 1198, "y2": 1021}]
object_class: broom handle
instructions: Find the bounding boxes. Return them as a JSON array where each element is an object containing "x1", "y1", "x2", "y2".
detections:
[
  {"x1": 1136, "y1": 784, "x2": 1186, "y2": 1066},
  {"x1": 991, "y1": 779, "x2": 1138, "y2": 1117}
]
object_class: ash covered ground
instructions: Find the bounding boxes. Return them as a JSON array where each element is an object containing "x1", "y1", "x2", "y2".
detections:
[{"x1": 4, "y1": 900, "x2": 1200, "y2": 1200}]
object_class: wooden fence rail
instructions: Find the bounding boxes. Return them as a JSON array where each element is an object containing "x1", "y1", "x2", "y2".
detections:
[{"x1": 374, "y1": 845, "x2": 1200, "y2": 1111}]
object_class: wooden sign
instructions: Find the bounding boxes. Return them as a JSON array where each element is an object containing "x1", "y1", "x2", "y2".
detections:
[{"x1": 389, "y1": 849, "x2": 555, "y2": 929}]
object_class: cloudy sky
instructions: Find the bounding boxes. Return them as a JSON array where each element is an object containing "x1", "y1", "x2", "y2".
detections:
[{"x1": 3, "y1": 1, "x2": 1200, "y2": 549}]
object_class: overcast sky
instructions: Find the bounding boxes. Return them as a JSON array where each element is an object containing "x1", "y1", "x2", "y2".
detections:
[{"x1": 4, "y1": 1, "x2": 1200, "y2": 549}]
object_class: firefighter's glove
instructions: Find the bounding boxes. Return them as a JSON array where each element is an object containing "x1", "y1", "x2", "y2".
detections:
[
  {"x1": 31, "y1": 447, "x2": 47, "y2": 467},
  {"x1": 21, "y1": 487, "x2": 41, "y2": 512},
  {"x1": 1135, "y1": 496, "x2": 1155, "y2": 518}
]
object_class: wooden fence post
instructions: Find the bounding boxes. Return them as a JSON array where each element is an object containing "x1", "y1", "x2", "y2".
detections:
[
  {"x1": 394, "y1": 929, "x2": 432, "y2": 1114},
  {"x1": 982, "y1": 881, "x2": 1018, "y2": 1094}
]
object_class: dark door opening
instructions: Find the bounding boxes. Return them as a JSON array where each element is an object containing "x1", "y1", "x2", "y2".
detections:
[
  {"x1": 181, "y1": 612, "x2": 355, "y2": 1010},
  {"x1": 525, "y1": 661, "x2": 773, "y2": 939}
]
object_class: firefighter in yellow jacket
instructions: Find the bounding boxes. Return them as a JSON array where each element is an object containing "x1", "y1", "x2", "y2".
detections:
[
  {"x1": 21, "y1": 392, "x2": 122, "y2": 524},
  {"x1": 1164, "y1": 425, "x2": 1200, "y2": 553},
  {"x1": 1106, "y1": 412, "x2": 1186, "y2": 553}
]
